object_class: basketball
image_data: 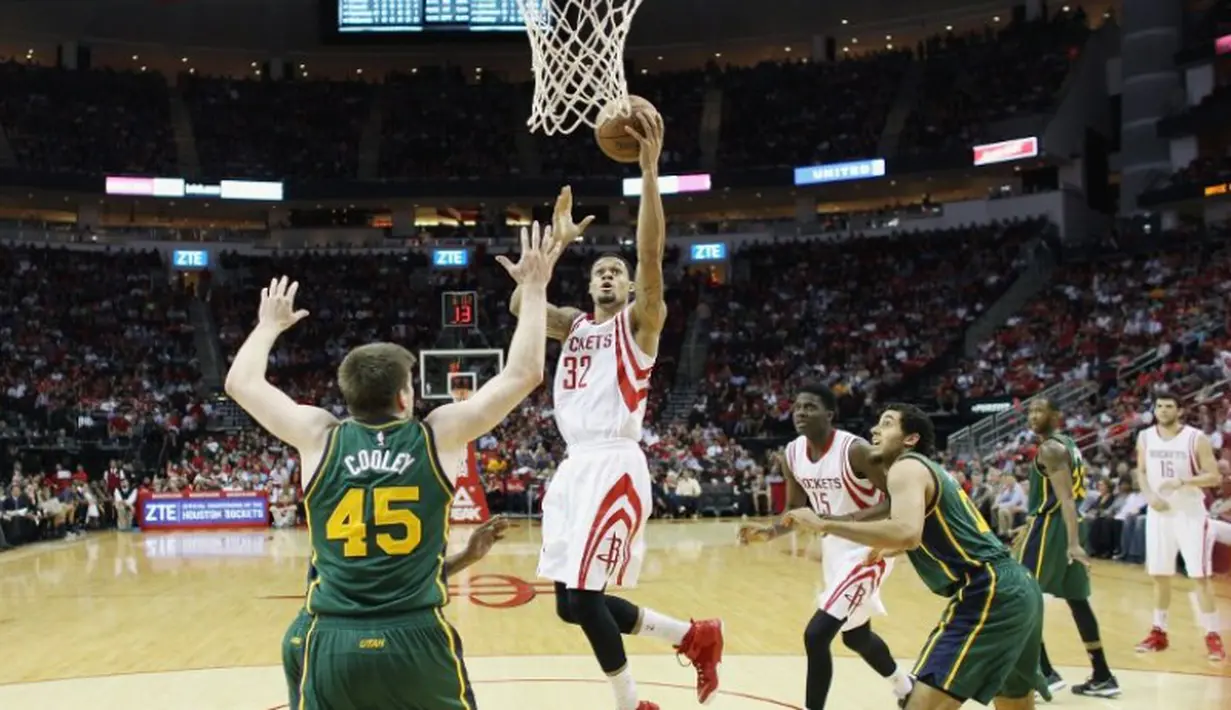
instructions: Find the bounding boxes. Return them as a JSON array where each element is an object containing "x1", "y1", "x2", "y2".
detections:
[{"x1": 594, "y1": 95, "x2": 658, "y2": 163}]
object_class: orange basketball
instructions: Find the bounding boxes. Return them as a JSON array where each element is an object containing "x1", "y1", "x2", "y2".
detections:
[{"x1": 594, "y1": 95, "x2": 658, "y2": 163}]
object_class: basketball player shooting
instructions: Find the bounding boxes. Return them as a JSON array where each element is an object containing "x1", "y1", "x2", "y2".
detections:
[
  {"x1": 1133, "y1": 392, "x2": 1225, "y2": 661},
  {"x1": 225, "y1": 222, "x2": 565, "y2": 710},
  {"x1": 508, "y1": 115, "x2": 724, "y2": 710},
  {"x1": 737, "y1": 384, "x2": 913, "y2": 709}
]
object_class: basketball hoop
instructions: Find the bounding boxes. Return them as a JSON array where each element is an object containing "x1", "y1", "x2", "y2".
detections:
[
  {"x1": 518, "y1": 0, "x2": 647, "y2": 135},
  {"x1": 450, "y1": 387, "x2": 472, "y2": 403}
]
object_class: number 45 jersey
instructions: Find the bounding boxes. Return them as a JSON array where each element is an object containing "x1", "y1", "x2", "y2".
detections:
[
  {"x1": 553, "y1": 306, "x2": 655, "y2": 448},
  {"x1": 304, "y1": 418, "x2": 454, "y2": 617},
  {"x1": 784, "y1": 430, "x2": 893, "y2": 630}
]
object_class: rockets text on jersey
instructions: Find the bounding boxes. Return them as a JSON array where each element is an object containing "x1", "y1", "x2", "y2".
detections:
[
  {"x1": 784, "y1": 429, "x2": 883, "y2": 518},
  {"x1": 1138, "y1": 424, "x2": 1207, "y2": 513},
  {"x1": 553, "y1": 306, "x2": 655, "y2": 449}
]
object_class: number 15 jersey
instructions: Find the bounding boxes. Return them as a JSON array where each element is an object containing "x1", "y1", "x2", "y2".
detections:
[{"x1": 553, "y1": 306, "x2": 655, "y2": 449}]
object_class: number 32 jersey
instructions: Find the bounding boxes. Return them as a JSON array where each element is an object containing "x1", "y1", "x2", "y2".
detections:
[{"x1": 553, "y1": 306, "x2": 655, "y2": 449}]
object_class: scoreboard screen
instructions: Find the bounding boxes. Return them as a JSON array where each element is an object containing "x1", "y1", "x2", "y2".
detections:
[{"x1": 332, "y1": 0, "x2": 544, "y2": 35}]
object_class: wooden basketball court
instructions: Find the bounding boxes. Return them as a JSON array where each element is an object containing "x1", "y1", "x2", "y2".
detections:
[{"x1": 0, "y1": 520, "x2": 1226, "y2": 709}]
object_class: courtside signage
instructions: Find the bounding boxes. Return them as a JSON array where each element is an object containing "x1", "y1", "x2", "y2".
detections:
[
  {"x1": 793, "y1": 158, "x2": 886, "y2": 186},
  {"x1": 623, "y1": 173, "x2": 712, "y2": 197},
  {"x1": 139, "y1": 493, "x2": 268, "y2": 530},
  {"x1": 972, "y1": 137, "x2": 1039, "y2": 166}
]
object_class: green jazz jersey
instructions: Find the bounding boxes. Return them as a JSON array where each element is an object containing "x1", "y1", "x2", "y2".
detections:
[
  {"x1": 1028, "y1": 432, "x2": 1086, "y2": 516},
  {"x1": 902, "y1": 452, "x2": 1010, "y2": 597},
  {"x1": 303, "y1": 418, "x2": 455, "y2": 617}
]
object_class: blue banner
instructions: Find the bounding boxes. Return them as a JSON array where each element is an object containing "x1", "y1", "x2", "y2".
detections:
[
  {"x1": 794, "y1": 158, "x2": 886, "y2": 186},
  {"x1": 141, "y1": 496, "x2": 269, "y2": 529}
]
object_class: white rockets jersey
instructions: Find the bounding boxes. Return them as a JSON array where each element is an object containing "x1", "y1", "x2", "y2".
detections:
[
  {"x1": 784, "y1": 429, "x2": 884, "y2": 520},
  {"x1": 1137, "y1": 424, "x2": 1208, "y2": 514},
  {"x1": 553, "y1": 306, "x2": 655, "y2": 449}
]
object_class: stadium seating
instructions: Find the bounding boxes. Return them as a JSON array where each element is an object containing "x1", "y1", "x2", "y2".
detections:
[
  {"x1": 697, "y1": 218, "x2": 1048, "y2": 435},
  {"x1": 899, "y1": 12, "x2": 1089, "y2": 157},
  {"x1": 0, "y1": 245, "x2": 201, "y2": 445},
  {"x1": 0, "y1": 62, "x2": 176, "y2": 174},
  {"x1": 183, "y1": 75, "x2": 374, "y2": 179}
]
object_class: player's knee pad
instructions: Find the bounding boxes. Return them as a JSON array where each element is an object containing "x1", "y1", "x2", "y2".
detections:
[
  {"x1": 803, "y1": 611, "x2": 842, "y2": 655},
  {"x1": 566, "y1": 589, "x2": 608, "y2": 628},
  {"x1": 840, "y1": 622, "x2": 872, "y2": 653}
]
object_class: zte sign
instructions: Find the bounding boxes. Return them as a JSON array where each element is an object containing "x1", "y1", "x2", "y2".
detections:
[
  {"x1": 432, "y1": 250, "x2": 470, "y2": 268},
  {"x1": 172, "y1": 250, "x2": 209, "y2": 269},
  {"x1": 690, "y1": 243, "x2": 727, "y2": 262},
  {"x1": 972, "y1": 137, "x2": 1039, "y2": 166},
  {"x1": 144, "y1": 503, "x2": 180, "y2": 522}
]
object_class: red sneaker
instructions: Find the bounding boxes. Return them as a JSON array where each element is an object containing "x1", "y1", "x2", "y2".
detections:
[
  {"x1": 1135, "y1": 626, "x2": 1168, "y2": 653},
  {"x1": 1206, "y1": 632, "x2": 1226, "y2": 662},
  {"x1": 675, "y1": 619, "x2": 725, "y2": 704},
  {"x1": 636, "y1": 703, "x2": 661, "y2": 710}
]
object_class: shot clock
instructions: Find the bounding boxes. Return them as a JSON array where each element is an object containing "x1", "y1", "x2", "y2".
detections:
[{"x1": 442, "y1": 291, "x2": 478, "y2": 328}]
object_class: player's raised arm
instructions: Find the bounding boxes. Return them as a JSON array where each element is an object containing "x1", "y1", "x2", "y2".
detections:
[
  {"x1": 224, "y1": 276, "x2": 339, "y2": 453},
  {"x1": 625, "y1": 111, "x2": 668, "y2": 353},
  {"x1": 509, "y1": 186, "x2": 592, "y2": 341},
  {"x1": 1037, "y1": 439, "x2": 1090, "y2": 567},
  {"x1": 429, "y1": 222, "x2": 563, "y2": 452},
  {"x1": 790, "y1": 457, "x2": 931, "y2": 550}
]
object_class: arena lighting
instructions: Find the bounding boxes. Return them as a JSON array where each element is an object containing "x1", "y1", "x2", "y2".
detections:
[
  {"x1": 623, "y1": 173, "x2": 712, "y2": 197},
  {"x1": 793, "y1": 158, "x2": 886, "y2": 186},
  {"x1": 972, "y1": 136, "x2": 1039, "y2": 166},
  {"x1": 1217, "y1": 35, "x2": 1231, "y2": 54},
  {"x1": 1204, "y1": 182, "x2": 1230, "y2": 198},
  {"x1": 105, "y1": 176, "x2": 284, "y2": 201}
]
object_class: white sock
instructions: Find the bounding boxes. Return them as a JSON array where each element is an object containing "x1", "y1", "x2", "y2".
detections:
[
  {"x1": 888, "y1": 667, "x2": 913, "y2": 698},
  {"x1": 1203, "y1": 612, "x2": 1220, "y2": 634},
  {"x1": 635, "y1": 608, "x2": 691, "y2": 645},
  {"x1": 608, "y1": 666, "x2": 638, "y2": 710},
  {"x1": 1153, "y1": 609, "x2": 1168, "y2": 630}
]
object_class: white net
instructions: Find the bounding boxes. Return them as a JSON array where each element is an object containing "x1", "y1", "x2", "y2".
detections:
[{"x1": 518, "y1": 0, "x2": 647, "y2": 135}]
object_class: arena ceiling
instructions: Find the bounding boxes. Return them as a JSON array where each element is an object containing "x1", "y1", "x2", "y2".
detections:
[{"x1": 0, "y1": 0, "x2": 1017, "y2": 52}]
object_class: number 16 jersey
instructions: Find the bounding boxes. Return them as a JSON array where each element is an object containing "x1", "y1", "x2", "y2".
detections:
[{"x1": 553, "y1": 306, "x2": 655, "y2": 449}]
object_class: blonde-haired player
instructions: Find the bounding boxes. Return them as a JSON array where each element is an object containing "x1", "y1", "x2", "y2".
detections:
[
  {"x1": 1133, "y1": 392, "x2": 1225, "y2": 661},
  {"x1": 508, "y1": 114, "x2": 723, "y2": 710}
]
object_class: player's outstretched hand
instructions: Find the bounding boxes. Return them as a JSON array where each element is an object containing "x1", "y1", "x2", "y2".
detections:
[
  {"x1": 495, "y1": 221, "x2": 564, "y2": 287},
  {"x1": 552, "y1": 185, "x2": 595, "y2": 244},
  {"x1": 736, "y1": 523, "x2": 776, "y2": 545},
  {"x1": 783, "y1": 507, "x2": 827, "y2": 534},
  {"x1": 257, "y1": 276, "x2": 309, "y2": 334},
  {"x1": 465, "y1": 515, "x2": 510, "y2": 560},
  {"x1": 624, "y1": 110, "x2": 664, "y2": 172}
]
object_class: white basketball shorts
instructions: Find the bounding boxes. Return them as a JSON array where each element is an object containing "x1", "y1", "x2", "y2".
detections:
[
  {"x1": 537, "y1": 440, "x2": 651, "y2": 591},
  {"x1": 817, "y1": 538, "x2": 892, "y2": 631},
  {"x1": 1145, "y1": 508, "x2": 1216, "y2": 578}
]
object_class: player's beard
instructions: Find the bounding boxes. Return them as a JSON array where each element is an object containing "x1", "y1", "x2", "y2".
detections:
[{"x1": 595, "y1": 290, "x2": 620, "y2": 307}]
